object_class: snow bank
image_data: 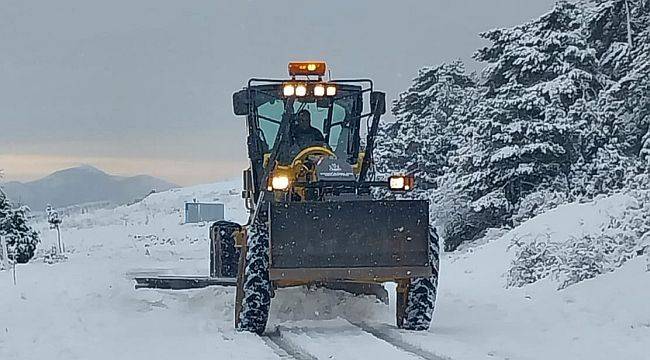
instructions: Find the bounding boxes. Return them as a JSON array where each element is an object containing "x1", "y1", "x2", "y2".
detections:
[
  {"x1": 0, "y1": 180, "x2": 286, "y2": 360},
  {"x1": 421, "y1": 192, "x2": 650, "y2": 360},
  {"x1": 505, "y1": 191, "x2": 649, "y2": 288}
]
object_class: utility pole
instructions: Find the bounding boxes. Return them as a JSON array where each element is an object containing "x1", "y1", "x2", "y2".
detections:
[{"x1": 56, "y1": 224, "x2": 62, "y2": 254}]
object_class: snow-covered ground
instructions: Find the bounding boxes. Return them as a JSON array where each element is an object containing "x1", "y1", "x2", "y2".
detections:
[{"x1": 1, "y1": 180, "x2": 648, "y2": 360}]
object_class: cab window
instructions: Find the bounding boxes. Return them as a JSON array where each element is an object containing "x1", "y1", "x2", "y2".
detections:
[{"x1": 256, "y1": 98, "x2": 351, "y2": 154}]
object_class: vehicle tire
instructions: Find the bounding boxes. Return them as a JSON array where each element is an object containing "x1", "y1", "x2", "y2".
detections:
[
  {"x1": 401, "y1": 226, "x2": 440, "y2": 331},
  {"x1": 237, "y1": 217, "x2": 271, "y2": 334},
  {"x1": 211, "y1": 221, "x2": 241, "y2": 278}
]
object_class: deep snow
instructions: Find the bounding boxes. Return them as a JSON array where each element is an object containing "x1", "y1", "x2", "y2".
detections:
[{"x1": 1, "y1": 180, "x2": 648, "y2": 360}]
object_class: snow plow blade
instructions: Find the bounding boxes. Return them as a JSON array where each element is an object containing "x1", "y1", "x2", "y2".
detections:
[
  {"x1": 133, "y1": 276, "x2": 236, "y2": 290},
  {"x1": 268, "y1": 199, "x2": 431, "y2": 282}
]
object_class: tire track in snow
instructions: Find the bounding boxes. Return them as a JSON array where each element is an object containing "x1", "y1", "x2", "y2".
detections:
[
  {"x1": 262, "y1": 327, "x2": 318, "y2": 360},
  {"x1": 346, "y1": 321, "x2": 450, "y2": 360},
  {"x1": 262, "y1": 322, "x2": 426, "y2": 360}
]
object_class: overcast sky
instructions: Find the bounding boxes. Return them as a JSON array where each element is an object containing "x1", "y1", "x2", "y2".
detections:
[{"x1": 1, "y1": 0, "x2": 556, "y2": 186}]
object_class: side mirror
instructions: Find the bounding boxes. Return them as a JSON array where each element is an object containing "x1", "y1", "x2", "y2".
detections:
[
  {"x1": 242, "y1": 168, "x2": 253, "y2": 194},
  {"x1": 233, "y1": 90, "x2": 249, "y2": 116},
  {"x1": 370, "y1": 91, "x2": 386, "y2": 115}
]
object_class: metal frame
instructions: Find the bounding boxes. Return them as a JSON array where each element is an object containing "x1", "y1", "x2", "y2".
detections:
[
  {"x1": 241, "y1": 77, "x2": 380, "y2": 200},
  {"x1": 134, "y1": 276, "x2": 236, "y2": 290}
]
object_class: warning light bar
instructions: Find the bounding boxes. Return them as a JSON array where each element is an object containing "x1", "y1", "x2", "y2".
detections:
[{"x1": 288, "y1": 61, "x2": 327, "y2": 77}]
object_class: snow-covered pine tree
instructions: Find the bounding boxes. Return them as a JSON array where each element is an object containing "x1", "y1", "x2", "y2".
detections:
[
  {"x1": 375, "y1": 0, "x2": 647, "y2": 250},
  {"x1": 0, "y1": 189, "x2": 10, "y2": 232},
  {"x1": 374, "y1": 61, "x2": 480, "y2": 250},
  {"x1": 567, "y1": 90, "x2": 632, "y2": 197},
  {"x1": 587, "y1": 0, "x2": 634, "y2": 78},
  {"x1": 586, "y1": 0, "x2": 649, "y2": 78},
  {"x1": 375, "y1": 60, "x2": 478, "y2": 189},
  {"x1": 0, "y1": 190, "x2": 40, "y2": 263},
  {"x1": 506, "y1": 1, "x2": 650, "y2": 288},
  {"x1": 618, "y1": 1, "x2": 650, "y2": 167},
  {"x1": 465, "y1": 1, "x2": 602, "y2": 210},
  {"x1": 585, "y1": 0, "x2": 650, "y2": 163}
]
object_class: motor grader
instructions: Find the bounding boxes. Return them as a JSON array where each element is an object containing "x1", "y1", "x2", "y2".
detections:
[{"x1": 135, "y1": 61, "x2": 439, "y2": 334}]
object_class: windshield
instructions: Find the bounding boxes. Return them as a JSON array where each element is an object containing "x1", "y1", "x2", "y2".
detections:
[{"x1": 255, "y1": 95, "x2": 356, "y2": 156}]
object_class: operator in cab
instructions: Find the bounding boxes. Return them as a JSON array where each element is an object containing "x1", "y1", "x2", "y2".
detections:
[{"x1": 292, "y1": 109, "x2": 325, "y2": 149}]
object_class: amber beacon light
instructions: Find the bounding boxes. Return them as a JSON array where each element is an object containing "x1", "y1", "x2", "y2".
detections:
[{"x1": 288, "y1": 61, "x2": 327, "y2": 77}]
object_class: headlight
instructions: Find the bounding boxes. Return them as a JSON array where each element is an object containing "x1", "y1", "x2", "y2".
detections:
[
  {"x1": 389, "y1": 176, "x2": 405, "y2": 190},
  {"x1": 326, "y1": 85, "x2": 336, "y2": 96},
  {"x1": 313, "y1": 84, "x2": 326, "y2": 97},
  {"x1": 283, "y1": 84, "x2": 295, "y2": 96},
  {"x1": 295, "y1": 84, "x2": 307, "y2": 97},
  {"x1": 271, "y1": 175, "x2": 290, "y2": 190},
  {"x1": 389, "y1": 175, "x2": 414, "y2": 191}
]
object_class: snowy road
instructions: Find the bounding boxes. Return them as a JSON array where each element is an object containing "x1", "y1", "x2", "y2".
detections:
[
  {"x1": 1, "y1": 181, "x2": 648, "y2": 360},
  {"x1": 0, "y1": 252, "x2": 446, "y2": 360},
  {"x1": 261, "y1": 320, "x2": 450, "y2": 360}
]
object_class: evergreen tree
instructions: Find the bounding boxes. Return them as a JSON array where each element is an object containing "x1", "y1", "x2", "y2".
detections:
[
  {"x1": 586, "y1": 0, "x2": 649, "y2": 78},
  {"x1": 375, "y1": 60, "x2": 478, "y2": 189},
  {"x1": 464, "y1": 1, "x2": 603, "y2": 208},
  {"x1": 374, "y1": 61, "x2": 481, "y2": 250},
  {"x1": 0, "y1": 190, "x2": 40, "y2": 263},
  {"x1": 585, "y1": 0, "x2": 650, "y2": 159},
  {"x1": 375, "y1": 0, "x2": 648, "y2": 250}
]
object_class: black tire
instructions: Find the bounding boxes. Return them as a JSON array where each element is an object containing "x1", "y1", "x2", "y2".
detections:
[
  {"x1": 211, "y1": 221, "x2": 241, "y2": 278},
  {"x1": 237, "y1": 218, "x2": 271, "y2": 334},
  {"x1": 401, "y1": 226, "x2": 440, "y2": 331}
]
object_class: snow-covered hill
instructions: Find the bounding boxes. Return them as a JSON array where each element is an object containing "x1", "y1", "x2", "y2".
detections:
[
  {"x1": 0, "y1": 180, "x2": 648, "y2": 360},
  {"x1": 1, "y1": 165, "x2": 178, "y2": 211}
]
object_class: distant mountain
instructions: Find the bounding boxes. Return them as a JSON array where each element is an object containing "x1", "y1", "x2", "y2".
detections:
[{"x1": 0, "y1": 165, "x2": 178, "y2": 211}]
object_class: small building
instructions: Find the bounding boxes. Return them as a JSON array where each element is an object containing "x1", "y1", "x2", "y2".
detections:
[{"x1": 184, "y1": 202, "x2": 224, "y2": 223}]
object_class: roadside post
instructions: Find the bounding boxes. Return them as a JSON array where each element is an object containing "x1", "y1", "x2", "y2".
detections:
[
  {"x1": 1, "y1": 235, "x2": 15, "y2": 284},
  {"x1": 0, "y1": 235, "x2": 8, "y2": 271}
]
